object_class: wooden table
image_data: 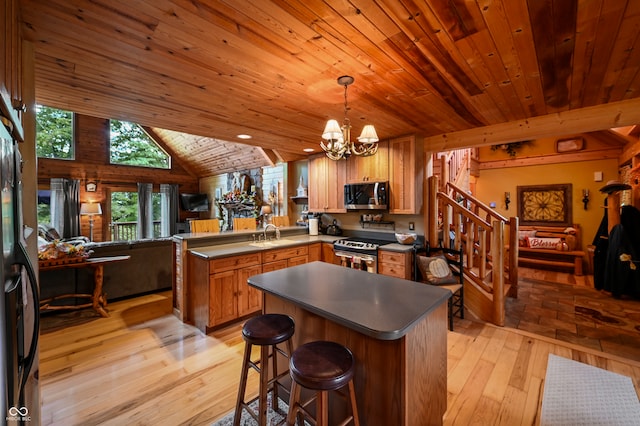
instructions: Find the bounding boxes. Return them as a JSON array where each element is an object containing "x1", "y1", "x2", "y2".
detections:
[
  {"x1": 39, "y1": 255, "x2": 130, "y2": 317},
  {"x1": 248, "y1": 262, "x2": 450, "y2": 426}
]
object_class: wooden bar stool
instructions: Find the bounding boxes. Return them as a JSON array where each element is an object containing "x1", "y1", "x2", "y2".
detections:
[
  {"x1": 233, "y1": 314, "x2": 295, "y2": 426},
  {"x1": 286, "y1": 341, "x2": 360, "y2": 426}
]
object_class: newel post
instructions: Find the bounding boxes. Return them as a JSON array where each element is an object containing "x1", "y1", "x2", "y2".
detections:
[{"x1": 491, "y1": 219, "x2": 505, "y2": 326}]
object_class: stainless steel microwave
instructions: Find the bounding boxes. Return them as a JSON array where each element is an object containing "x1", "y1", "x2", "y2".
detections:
[{"x1": 344, "y1": 181, "x2": 388, "y2": 210}]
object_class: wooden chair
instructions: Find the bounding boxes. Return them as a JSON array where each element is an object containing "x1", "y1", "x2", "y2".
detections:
[
  {"x1": 271, "y1": 216, "x2": 290, "y2": 227},
  {"x1": 233, "y1": 217, "x2": 257, "y2": 231},
  {"x1": 189, "y1": 219, "x2": 220, "y2": 233},
  {"x1": 414, "y1": 243, "x2": 464, "y2": 331}
]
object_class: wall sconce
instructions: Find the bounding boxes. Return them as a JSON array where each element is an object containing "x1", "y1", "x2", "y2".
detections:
[
  {"x1": 505, "y1": 192, "x2": 511, "y2": 210},
  {"x1": 582, "y1": 189, "x2": 590, "y2": 210},
  {"x1": 86, "y1": 181, "x2": 97, "y2": 192}
]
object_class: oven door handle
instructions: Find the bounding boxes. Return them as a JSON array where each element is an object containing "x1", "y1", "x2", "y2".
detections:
[{"x1": 334, "y1": 250, "x2": 376, "y2": 262}]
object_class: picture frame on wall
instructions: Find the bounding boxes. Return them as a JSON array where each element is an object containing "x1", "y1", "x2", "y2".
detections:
[{"x1": 517, "y1": 184, "x2": 573, "y2": 227}]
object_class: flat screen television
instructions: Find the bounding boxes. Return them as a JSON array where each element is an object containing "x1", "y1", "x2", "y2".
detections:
[{"x1": 180, "y1": 193, "x2": 210, "y2": 212}]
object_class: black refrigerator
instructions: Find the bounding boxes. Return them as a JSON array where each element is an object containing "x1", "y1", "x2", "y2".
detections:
[{"x1": 0, "y1": 118, "x2": 39, "y2": 425}]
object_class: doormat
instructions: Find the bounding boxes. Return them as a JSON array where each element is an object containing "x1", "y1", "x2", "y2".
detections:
[{"x1": 541, "y1": 354, "x2": 640, "y2": 425}]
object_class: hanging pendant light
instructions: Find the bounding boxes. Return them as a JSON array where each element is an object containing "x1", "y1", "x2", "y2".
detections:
[{"x1": 320, "y1": 75, "x2": 379, "y2": 160}]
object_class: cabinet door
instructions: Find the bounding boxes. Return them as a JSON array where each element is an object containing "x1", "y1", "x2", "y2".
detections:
[
  {"x1": 238, "y1": 264, "x2": 263, "y2": 316},
  {"x1": 210, "y1": 270, "x2": 238, "y2": 327},
  {"x1": 308, "y1": 154, "x2": 346, "y2": 213},
  {"x1": 308, "y1": 154, "x2": 326, "y2": 212},
  {"x1": 389, "y1": 135, "x2": 424, "y2": 214},
  {"x1": 308, "y1": 243, "x2": 322, "y2": 262},
  {"x1": 346, "y1": 140, "x2": 389, "y2": 183},
  {"x1": 321, "y1": 242, "x2": 341, "y2": 265}
]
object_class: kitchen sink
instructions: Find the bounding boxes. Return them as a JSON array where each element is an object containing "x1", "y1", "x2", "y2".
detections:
[{"x1": 248, "y1": 239, "x2": 299, "y2": 248}]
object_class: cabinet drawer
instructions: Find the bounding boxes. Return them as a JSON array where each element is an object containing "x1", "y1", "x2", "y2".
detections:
[
  {"x1": 209, "y1": 252, "x2": 262, "y2": 273},
  {"x1": 263, "y1": 246, "x2": 309, "y2": 262},
  {"x1": 378, "y1": 263, "x2": 407, "y2": 279},
  {"x1": 379, "y1": 250, "x2": 407, "y2": 266}
]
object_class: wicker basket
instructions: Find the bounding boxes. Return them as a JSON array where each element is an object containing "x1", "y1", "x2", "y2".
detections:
[{"x1": 38, "y1": 256, "x2": 87, "y2": 268}]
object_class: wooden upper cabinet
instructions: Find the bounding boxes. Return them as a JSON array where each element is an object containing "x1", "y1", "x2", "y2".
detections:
[
  {"x1": 389, "y1": 135, "x2": 424, "y2": 214},
  {"x1": 346, "y1": 140, "x2": 389, "y2": 183},
  {"x1": 308, "y1": 154, "x2": 347, "y2": 213}
]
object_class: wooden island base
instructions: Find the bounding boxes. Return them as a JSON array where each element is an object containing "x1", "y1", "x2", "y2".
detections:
[{"x1": 264, "y1": 293, "x2": 448, "y2": 426}]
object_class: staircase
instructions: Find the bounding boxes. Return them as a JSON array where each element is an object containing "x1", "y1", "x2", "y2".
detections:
[{"x1": 428, "y1": 151, "x2": 518, "y2": 327}]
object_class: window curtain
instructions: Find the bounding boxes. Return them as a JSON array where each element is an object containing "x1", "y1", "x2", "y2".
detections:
[
  {"x1": 160, "y1": 184, "x2": 179, "y2": 237},
  {"x1": 50, "y1": 178, "x2": 80, "y2": 238},
  {"x1": 137, "y1": 183, "x2": 154, "y2": 239}
]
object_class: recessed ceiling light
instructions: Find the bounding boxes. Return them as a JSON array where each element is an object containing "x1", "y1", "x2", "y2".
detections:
[
  {"x1": 303, "y1": 148, "x2": 315, "y2": 153},
  {"x1": 237, "y1": 134, "x2": 252, "y2": 139}
]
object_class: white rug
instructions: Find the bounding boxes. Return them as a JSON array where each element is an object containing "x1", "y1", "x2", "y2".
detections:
[{"x1": 541, "y1": 354, "x2": 640, "y2": 425}]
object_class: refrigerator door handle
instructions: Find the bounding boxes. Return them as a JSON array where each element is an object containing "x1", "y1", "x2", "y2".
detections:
[{"x1": 14, "y1": 241, "x2": 39, "y2": 393}]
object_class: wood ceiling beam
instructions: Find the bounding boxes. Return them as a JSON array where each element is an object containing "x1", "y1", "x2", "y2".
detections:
[
  {"x1": 424, "y1": 98, "x2": 640, "y2": 152},
  {"x1": 259, "y1": 148, "x2": 281, "y2": 166}
]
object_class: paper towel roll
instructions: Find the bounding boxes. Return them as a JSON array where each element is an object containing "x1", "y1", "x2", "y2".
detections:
[{"x1": 309, "y1": 218, "x2": 319, "y2": 236}]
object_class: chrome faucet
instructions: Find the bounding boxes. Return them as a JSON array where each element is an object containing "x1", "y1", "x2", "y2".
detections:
[{"x1": 263, "y1": 223, "x2": 280, "y2": 241}]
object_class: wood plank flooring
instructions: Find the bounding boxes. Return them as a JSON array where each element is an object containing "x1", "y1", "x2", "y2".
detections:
[{"x1": 39, "y1": 269, "x2": 640, "y2": 425}]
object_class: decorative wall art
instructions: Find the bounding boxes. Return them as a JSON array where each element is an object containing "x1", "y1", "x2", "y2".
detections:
[{"x1": 517, "y1": 184, "x2": 573, "y2": 226}]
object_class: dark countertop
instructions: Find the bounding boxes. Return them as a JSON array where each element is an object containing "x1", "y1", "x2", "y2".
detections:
[{"x1": 248, "y1": 261, "x2": 450, "y2": 340}]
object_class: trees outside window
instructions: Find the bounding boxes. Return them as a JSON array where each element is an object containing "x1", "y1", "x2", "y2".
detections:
[
  {"x1": 110, "y1": 120, "x2": 170, "y2": 169},
  {"x1": 111, "y1": 191, "x2": 162, "y2": 241},
  {"x1": 36, "y1": 105, "x2": 74, "y2": 159}
]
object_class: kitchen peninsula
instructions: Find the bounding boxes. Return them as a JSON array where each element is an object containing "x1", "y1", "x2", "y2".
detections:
[{"x1": 249, "y1": 262, "x2": 450, "y2": 426}]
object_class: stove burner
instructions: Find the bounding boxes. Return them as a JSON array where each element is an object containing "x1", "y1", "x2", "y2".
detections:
[{"x1": 333, "y1": 239, "x2": 381, "y2": 251}]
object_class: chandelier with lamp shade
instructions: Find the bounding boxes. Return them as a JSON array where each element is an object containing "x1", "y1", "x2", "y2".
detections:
[{"x1": 320, "y1": 75, "x2": 379, "y2": 160}]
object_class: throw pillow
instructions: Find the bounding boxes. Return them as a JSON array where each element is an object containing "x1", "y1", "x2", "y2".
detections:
[
  {"x1": 527, "y1": 237, "x2": 562, "y2": 249},
  {"x1": 518, "y1": 230, "x2": 537, "y2": 247},
  {"x1": 417, "y1": 255, "x2": 459, "y2": 285}
]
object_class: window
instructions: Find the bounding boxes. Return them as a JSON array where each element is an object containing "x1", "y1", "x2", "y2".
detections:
[
  {"x1": 110, "y1": 191, "x2": 162, "y2": 241},
  {"x1": 36, "y1": 105, "x2": 74, "y2": 159},
  {"x1": 109, "y1": 120, "x2": 170, "y2": 169}
]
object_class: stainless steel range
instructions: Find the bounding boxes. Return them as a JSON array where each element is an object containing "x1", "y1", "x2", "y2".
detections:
[{"x1": 333, "y1": 238, "x2": 388, "y2": 273}]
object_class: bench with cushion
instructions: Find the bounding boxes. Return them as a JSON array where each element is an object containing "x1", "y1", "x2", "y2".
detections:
[{"x1": 514, "y1": 224, "x2": 586, "y2": 275}]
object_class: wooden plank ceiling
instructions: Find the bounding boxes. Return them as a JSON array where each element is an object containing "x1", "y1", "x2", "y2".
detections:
[{"x1": 20, "y1": 0, "x2": 640, "y2": 177}]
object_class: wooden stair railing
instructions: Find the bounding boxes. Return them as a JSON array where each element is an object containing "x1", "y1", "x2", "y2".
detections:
[{"x1": 426, "y1": 176, "x2": 519, "y2": 327}]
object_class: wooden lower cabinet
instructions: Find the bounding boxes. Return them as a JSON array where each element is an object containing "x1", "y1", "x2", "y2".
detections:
[
  {"x1": 188, "y1": 244, "x2": 313, "y2": 333},
  {"x1": 321, "y1": 242, "x2": 341, "y2": 265},
  {"x1": 189, "y1": 251, "x2": 262, "y2": 332},
  {"x1": 308, "y1": 242, "x2": 321, "y2": 261},
  {"x1": 378, "y1": 250, "x2": 413, "y2": 280}
]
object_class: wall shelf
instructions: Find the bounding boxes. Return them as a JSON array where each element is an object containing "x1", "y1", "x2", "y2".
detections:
[
  {"x1": 290, "y1": 196, "x2": 308, "y2": 204},
  {"x1": 359, "y1": 220, "x2": 395, "y2": 230}
]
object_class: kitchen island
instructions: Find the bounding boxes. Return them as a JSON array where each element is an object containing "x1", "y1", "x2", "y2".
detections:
[{"x1": 248, "y1": 261, "x2": 450, "y2": 426}]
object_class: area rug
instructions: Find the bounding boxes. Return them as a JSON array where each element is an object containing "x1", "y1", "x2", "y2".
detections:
[
  {"x1": 541, "y1": 354, "x2": 640, "y2": 425},
  {"x1": 211, "y1": 394, "x2": 289, "y2": 426}
]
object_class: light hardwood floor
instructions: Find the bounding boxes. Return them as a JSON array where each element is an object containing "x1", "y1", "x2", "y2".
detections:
[{"x1": 40, "y1": 273, "x2": 640, "y2": 425}]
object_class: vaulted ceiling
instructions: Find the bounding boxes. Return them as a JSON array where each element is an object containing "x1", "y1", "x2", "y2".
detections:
[{"x1": 20, "y1": 0, "x2": 640, "y2": 177}]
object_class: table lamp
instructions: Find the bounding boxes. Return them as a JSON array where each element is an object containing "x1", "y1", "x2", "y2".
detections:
[
  {"x1": 260, "y1": 205, "x2": 272, "y2": 226},
  {"x1": 80, "y1": 202, "x2": 102, "y2": 241}
]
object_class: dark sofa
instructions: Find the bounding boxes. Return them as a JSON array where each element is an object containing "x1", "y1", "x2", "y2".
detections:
[{"x1": 39, "y1": 238, "x2": 173, "y2": 304}]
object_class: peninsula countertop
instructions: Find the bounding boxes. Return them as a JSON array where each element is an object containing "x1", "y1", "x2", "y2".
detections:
[{"x1": 248, "y1": 261, "x2": 450, "y2": 340}]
